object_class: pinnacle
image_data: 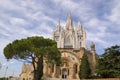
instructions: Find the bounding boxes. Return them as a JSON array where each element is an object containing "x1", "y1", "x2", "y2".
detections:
[
  {"x1": 78, "y1": 21, "x2": 82, "y2": 30},
  {"x1": 56, "y1": 20, "x2": 61, "y2": 31},
  {"x1": 66, "y1": 13, "x2": 74, "y2": 30},
  {"x1": 68, "y1": 13, "x2": 71, "y2": 19}
]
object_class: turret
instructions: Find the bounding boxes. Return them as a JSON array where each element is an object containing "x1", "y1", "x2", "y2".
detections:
[
  {"x1": 90, "y1": 42, "x2": 95, "y2": 51},
  {"x1": 90, "y1": 42, "x2": 96, "y2": 75},
  {"x1": 75, "y1": 21, "x2": 86, "y2": 49},
  {"x1": 77, "y1": 21, "x2": 83, "y2": 31},
  {"x1": 56, "y1": 20, "x2": 61, "y2": 32}
]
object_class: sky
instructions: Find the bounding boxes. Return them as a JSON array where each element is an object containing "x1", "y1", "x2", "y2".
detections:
[{"x1": 0, "y1": 0, "x2": 120, "y2": 78}]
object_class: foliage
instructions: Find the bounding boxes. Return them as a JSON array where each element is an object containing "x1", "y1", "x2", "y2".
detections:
[
  {"x1": 4, "y1": 36, "x2": 61, "y2": 80},
  {"x1": 96, "y1": 45, "x2": 120, "y2": 78},
  {"x1": 79, "y1": 53, "x2": 91, "y2": 79},
  {"x1": 0, "y1": 77, "x2": 8, "y2": 80}
]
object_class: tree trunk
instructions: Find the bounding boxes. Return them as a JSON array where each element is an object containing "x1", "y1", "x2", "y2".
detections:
[{"x1": 34, "y1": 57, "x2": 43, "y2": 80}]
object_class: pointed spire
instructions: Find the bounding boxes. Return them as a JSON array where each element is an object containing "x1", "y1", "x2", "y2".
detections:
[
  {"x1": 68, "y1": 13, "x2": 71, "y2": 20},
  {"x1": 58, "y1": 20, "x2": 60, "y2": 26},
  {"x1": 78, "y1": 21, "x2": 82, "y2": 30},
  {"x1": 66, "y1": 13, "x2": 74, "y2": 31},
  {"x1": 77, "y1": 21, "x2": 83, "y2": 30},
  {"x1": 56, "y1": 20, "x2": 61, "y2": 31}
]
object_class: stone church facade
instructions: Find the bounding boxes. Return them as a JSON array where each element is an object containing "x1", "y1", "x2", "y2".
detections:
[{"x1": 20, "y1": 14, "x2": 97, "y2": 80}]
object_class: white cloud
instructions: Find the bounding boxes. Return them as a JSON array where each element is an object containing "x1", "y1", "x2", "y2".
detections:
[
  {"x1": 53, "y1": 0, "x2": 78, "y2": 10},
  {"x1": 10, "y1": 17, "x2": 28, "y2": 26},
  {"x1": 106, "y1": 0, "x2": 120, "y2": 24},
  {"x1": 85, "y1": 18, "x2": 107, "y2": 42},
  {"x1": 53, "y1": 0, "x2": 94, "y2": 21}
]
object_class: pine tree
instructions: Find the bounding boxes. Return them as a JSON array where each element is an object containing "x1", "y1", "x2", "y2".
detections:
[
  {"x1": 96, "y1": 45, "x2": 120, "y2": 78},
  {"x1": 79, "y1": 53, "x2": 91, "y2": 79},
  {"x1": 4, "y1": 36, "x2": 61, "y2": 80}
]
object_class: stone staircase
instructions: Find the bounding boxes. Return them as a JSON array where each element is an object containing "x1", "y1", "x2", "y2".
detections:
[{"x1": 45, "y1": 78, "x2": 80, "y2": 80}]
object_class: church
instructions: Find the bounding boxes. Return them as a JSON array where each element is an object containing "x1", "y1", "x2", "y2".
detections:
[{"x1": 20, "y1": 14, "x2": 97, "y2": 80}]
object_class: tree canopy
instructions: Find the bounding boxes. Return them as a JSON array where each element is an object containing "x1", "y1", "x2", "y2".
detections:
[
  {"x1": 96, "y1": 45, "x2": 120, "y2": 78},
  {"x1": 4, "y1": 36, "x2": 61, "y2": 80},
  {"x1": 79, "y1": 53, "x2": 91, "y2": 79}
]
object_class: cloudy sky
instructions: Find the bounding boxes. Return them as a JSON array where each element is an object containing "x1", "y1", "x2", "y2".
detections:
[{"x1": 0, "y1": 0, "x2": 120, "y2": 77}]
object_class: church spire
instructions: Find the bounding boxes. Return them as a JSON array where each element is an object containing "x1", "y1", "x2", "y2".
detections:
[
  {"x1": 56, "y1": 20, "x2": 61, "y2": 32},
  {"x1": 77, "y1": 21, "x2": 83, "y2": 30},
  {"x1": 66, "y1": 13, "x2": 74, "y2": 31}
]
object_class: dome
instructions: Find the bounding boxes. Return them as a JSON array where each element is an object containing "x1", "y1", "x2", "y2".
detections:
[{"x1": 90, "y1": 42, "x2": 95, "y2": 48}]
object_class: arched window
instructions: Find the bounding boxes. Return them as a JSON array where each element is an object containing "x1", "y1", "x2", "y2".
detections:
[
  {"x1": 74, "y1": 64, "x2": 78, "y2": 73},
  {"x1": 68, "y1": 69, "x2": 69, "y2": 75},
  {"x1": 64, "y1": 35, "x2": 73, "y2": 48},
  {"x1": 75, "y1": 64, "x2": 77, "y2": 73}
]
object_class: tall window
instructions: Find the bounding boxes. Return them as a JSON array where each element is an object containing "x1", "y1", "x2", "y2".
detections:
[
  {"x1": 60, "y1": 69, "x2": 61, "y2": 75},
  {"x1": 64, "y1": 35, "x2": 73, "y2": 48},
  {"x1": 68, "y1": 69, "x2": 69, "y2": 75},
  {"x1": 56, "y1": 66, "x2": 60, "y2": 75},
  {"x1": 74, "y1": 64, "x2": 78, "y2": 73},
  {"x1": 75, "y1": 64, "x2": 77, "y2": 73},
  {"x1": 51, "y1": 64, "x2": 54, "y2": 73}
]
